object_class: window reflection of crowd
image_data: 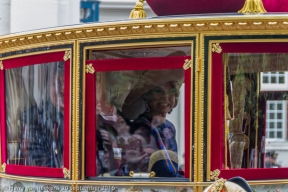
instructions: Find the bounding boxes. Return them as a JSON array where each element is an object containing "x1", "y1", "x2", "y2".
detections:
[
  {"x1": 5, "y1": 62, "x2": 64, "y2": 168},
  {"x1": 96, "y1": 69, "x2": 184, "y2": 177}
]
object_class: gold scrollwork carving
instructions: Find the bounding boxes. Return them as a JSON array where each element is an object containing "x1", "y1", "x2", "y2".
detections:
[
  {"x1": 210, "y1": 169, "x2": 221, "y2": 181},
  {"x1": 129, "y1": 171, "x2": 156, "y2": 178},
  {"x1": 212, "y1": 43, "x2": 222, "y2": 53},
  {"x1": 129, "y1": 171, "x2": 134, "y2": 177},
  {"x1": 86, "y1": 64, "x2": 95, "y2": 74},
  {"x1": 0, "y1": 61, "x2": 3, "y2": 70},
  {"x1": 126, "y1": 186, "x2": 143, "y2": 192},
  {"x1": 63, "y1": 50, "x2": 71, "y2": 61},
  {"x1": 183, "y1": 59, "x2": 192, "y2": 70},
  {"x1": 2, "y1": 163, "x2": 6, "y2": 173},
  {"x1": 149, "y1": 171, "x2": 156, "y2": 178},
  {"x1": 63, "y1": 167, "x2": 70, "y2": 179}
]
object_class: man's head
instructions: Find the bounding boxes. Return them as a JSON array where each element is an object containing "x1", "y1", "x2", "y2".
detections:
[{"x1": 50, "y1": 62, "x2": 65, "y2": 112}]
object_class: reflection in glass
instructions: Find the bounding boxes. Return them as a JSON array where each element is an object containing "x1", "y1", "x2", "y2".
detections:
[
  {"x1": 225, "y1": 53, "x2": 288, "y2": 169},
  {"x1": 5, "y1": 62, "x2": 64, "y2": 167},
  {"x1": 92, "y1": 46, "x2": 191, "y2": 60},
  {"x1": 95, "y1": 69, "x2": 185, "y2": 177}
]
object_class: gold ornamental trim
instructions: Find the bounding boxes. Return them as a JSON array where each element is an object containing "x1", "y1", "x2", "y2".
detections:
[
  {"x1": 63, "y1": 50, "x2": 71, "y2": 61},
  {"x1": 183, "y1": 59, "x2": 192, "y2": 70},
  {"x1": 86, "y1": 64, "x2": 95, "y2": 74},
  {"x1": 1, "y1": 163, "x2": 6, "y2": 173},
  {"x1": 212, "y1": 43, "x2": 222, "y2": 53},
  {"x1": 0, "y1": 61, "x2": 3, "y2": 70},
  {"x1": 210, "y1": 169, "x2": 220, "y2": 181},
  {"x1": 1, "y1": 15, "x2": 288, "y2": 53},
  {"x1": 63, "y1": 167, "x2": 70, "y2": 179}
]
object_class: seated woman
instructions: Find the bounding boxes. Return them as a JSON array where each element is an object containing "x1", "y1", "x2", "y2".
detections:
[{"x1": 122, "y1": 69, "x2": 184, "y2": 177}]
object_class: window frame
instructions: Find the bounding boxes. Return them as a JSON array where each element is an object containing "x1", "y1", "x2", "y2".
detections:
[
  {"x1": 85, "y1": 55, "x2": 192, "y2": 180},
  {"x1": 210, "y1": 42, "x2": 288, "y2": 180},
  {"x1": 0, "y1": 51, "x2": 71, "y2": 178}
]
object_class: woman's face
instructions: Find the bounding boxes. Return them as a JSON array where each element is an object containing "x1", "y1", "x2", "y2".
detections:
[
  {"x1": 146, "y1": 82, "x2": 177, "y2": 115},
  {"x1": 50, "y1": 67, "x2": 64, "y2": 112}
]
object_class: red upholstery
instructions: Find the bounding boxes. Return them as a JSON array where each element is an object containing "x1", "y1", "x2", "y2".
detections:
[{"x1": 146, "y1": 0, "x2": 288, "y2": 16}]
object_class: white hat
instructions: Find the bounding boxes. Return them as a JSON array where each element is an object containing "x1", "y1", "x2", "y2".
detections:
[{"x1": 122, "y1": 69, "x2": 184, "y2": 120}]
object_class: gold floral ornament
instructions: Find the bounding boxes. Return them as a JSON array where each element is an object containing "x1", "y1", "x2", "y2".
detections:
[
  {"x1": 212, "y1": 43, "x2": 222, "y2": 53},
  {"x1": 183, "y1": 59, "x2": 192, "y2": 70},
  {"x1": 238, "y1": 0, "x2": 267, "y2": 14},
  {"x1": 210, "y1": 169, "x2": 220, "y2": 181},
  {"x1": 129, "y1": 0, "x2": 146, "y2": 19},
  {"x1": 86, "y1": 64, "x2": 95, "y2": 74},
  {"x1": 0, "y1": 61, "x2": 3, "y2": 70},
  {"x1": 63, "y1": 50, "x2": 71, "y2": 61},
  {"x1": 1, "y1": 163, "x2": 6, "y2": 173},
  {"x1": 63, "y1": 167, "x2": 70, "y2": 179}
]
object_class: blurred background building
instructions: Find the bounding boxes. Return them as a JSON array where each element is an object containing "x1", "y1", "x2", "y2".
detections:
[{"x1": 0, "y1": 0, "x2": 156, "y2": 36}]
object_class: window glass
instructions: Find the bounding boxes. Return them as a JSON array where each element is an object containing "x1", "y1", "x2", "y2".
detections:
[
  {"x1": 5, "y1": 62, "x2": 64, "y2": 167},
  {"x1": 96, "y1": 69, "x2": 185, "y2": 177},
  {"x1": 90, "y1": 46, "x2": 191, "y2": 178},
  {"x1": 225, "y1": 53, "x2": 288, "y2": 169},
  {"x1": 92, "y1": 46, "x2": 191, "y2": 60}
]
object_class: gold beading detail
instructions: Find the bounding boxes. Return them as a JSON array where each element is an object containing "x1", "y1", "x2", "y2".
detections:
[
  {"x1": 212, "y1": 43, "x2": 222, "y2": 53},
  {"x1": 73, "y1": 43, "x2": 80, "y2": 180},
  {"x1": 2, "y1": 17, "x2": 288, "y2": 52},
  {"x1": 63, "y1": 167, "x2": 70, "y2": 179},
  {"x1": 86, "y1": 64, "x2": 95, "y2": 74},
  {"x1": 63, "y1": 50, "x2": 71, "y2": 61}
]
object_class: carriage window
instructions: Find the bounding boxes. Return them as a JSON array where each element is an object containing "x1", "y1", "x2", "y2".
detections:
[
  {"x1": 85, "y1": 46, "x2": 192, "y2": 179},
  {"x1": 96, "y1": 69, "x2": 185, "y2": 177},
  {"x1": 225, "y1": 53, "x2": 288, "y2": 169},
  {"x1": 5, "y1": 62, "x2": 64, "y2": 167}
]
